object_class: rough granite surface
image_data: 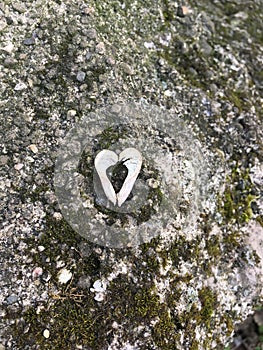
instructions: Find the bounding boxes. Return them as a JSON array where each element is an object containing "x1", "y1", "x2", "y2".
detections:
[{"x1": 0, "y1": 0, "x2": 263, "y2": 349}]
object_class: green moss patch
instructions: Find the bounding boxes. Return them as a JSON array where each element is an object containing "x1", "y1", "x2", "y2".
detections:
[{"x1": 219, "y1": 166, "x2": 257, "y2": 225}]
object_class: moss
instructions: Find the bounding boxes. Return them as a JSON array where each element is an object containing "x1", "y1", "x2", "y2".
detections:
[
  {"x1": 219, "y1": 166, "x2": 257, "y2": 225},
  {"x1": 25, "y1": 214, "x2": 104, "y2": 283},
  {"x1": 162, "y1": 0, "x2": 175, "y2": 25},
  {"x1": 225, "y1": 89, "x2": 251, "y2": 112},
  {"x1": 256, "y1": 215, "x2": 263, "y2": 227},
  {"x1": 224, "y1": 314, "x2": 234, "y2": 337},
  {"x1": 10, "y1": 296, "x2": 102, "y2": 350},
  {"x1": 206, "y1": 235, "x2": 221, "y2": 259},
  {"x1": 169, "y1": 235, "x2": 201, "y2": 267},
  {"x1": 190, "y1": 340, "x2": 199, "y2": 350},
  {"x1": 198, "y1": 287, "x2": 218, "y2": 329},
  {"x1": 152, "y1": 310, "x2": 179, "y2": 349}
]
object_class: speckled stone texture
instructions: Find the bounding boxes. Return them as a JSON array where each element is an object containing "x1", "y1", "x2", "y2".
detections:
[{"x1": 0, "y1": 0, "x2": 262, "y2": 349}]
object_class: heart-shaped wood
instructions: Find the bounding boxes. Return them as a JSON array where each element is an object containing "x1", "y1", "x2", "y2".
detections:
[{"x1": 94, "y1": 148, "x2": 142, "y2": 207}]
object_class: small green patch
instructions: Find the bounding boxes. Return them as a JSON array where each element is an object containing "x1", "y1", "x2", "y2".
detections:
[
  {"x1": 259, "y1": 324, "x2": 263, "y2": 335},
  {"x1": 198, "y1": 287, "x2": 218, "y2": 329},
  {"x1": 219, "y1": 166, "x2": 257, "y2": 225},
  {"x1": 152, "y1": 310, "x2": 179, "y2": 349},
  {"x1": 256, "y1": 215, "x2": 263, "y2": 227}
]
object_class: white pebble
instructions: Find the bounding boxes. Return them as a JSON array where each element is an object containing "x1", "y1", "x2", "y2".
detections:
[
  {"x1": 32, "y1": 267, "x2": 43, "y2": 278},
  {"x1": 67, "y1": 109, "x2": 77, "y2": 118},
  {"x1": 38, "y1": 245, "x2": 45, "y2": 252},
  {"x1": 28, "y1": 144, "x2": 38, "y2": 153},
  {"x1": 58, "y1": 268, "x2": 72, "y2": 284},
  {"x1": 14, "y1": 163, "x2": 24, "y2": 170},
  {"x1": 92, "y1": 280, "x2": 105, "y2": 292},
  {"x1": 14, "y1": 82, "x2": 27, "y2": 91},
  {"x1": 94, "y1": 292, "x2": 104, "y2": 302},
  {"x1": 43, "y1": 329, "x2": 50, "y2": 338}
]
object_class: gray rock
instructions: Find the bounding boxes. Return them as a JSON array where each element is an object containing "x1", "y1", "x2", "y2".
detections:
[
  {"x1": 23, "y1": 37, "x2": 35, "y2": 46},
  {"x1": 86, "y1": 28, "x2": 97, "y2": 39},
  {"x1": 120, "y1": 62, "x2": 134, "y2": 75},
  {"x1": 6, "y1": 295, "x2": 18, "y2": 305},
  {"x1": 0, "y1": 156, "x2": 8, "y2": 166},
  {"x1": 3, "y1": 57, "x2": 17, "y2": 67},
  {"x1": 76, "y1": 71, "x2": 86, "y2": 82},
  {"x1": 86, "y1": 52, "x2": 92, "y2": 60}
]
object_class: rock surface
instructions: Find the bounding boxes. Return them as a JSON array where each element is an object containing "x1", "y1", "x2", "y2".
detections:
[{"x1": 0, "y1": 0, "x2": 262, "y2": 349}]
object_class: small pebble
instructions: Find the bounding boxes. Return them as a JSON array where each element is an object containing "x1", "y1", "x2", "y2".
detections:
[
  {"x1": 53, "y1": 212, "x2": 62, "y2": 220},
  {"x1": 6, "y1": 294, "x2": 18, "y2": 305},
  {"x1": 86, "y1": 28, "x2": 97, "y2": 39},
  {"x1": 23, "y1": 37, "x2": 35, "y2": 46},
  {"x1": 106, "y1": 56, "x2": 115, "y2": 65},
  {"x1": 67, "y1": 109, "x2": 77, "y2": 118},
  {"x1": 120, "y1": 62, "x2": 134, "y2": 75},
  {"x1": 147, "y1": 178, "x2": 160, "y2": 189},
  {"x1": 14, "y1": 82, "x2": 27, "y2": 91},
  {"x1": 32, "y1": 267, "x2": 43, "y2": 278},
  {"x1": 3, "y1": 57, "x2": 17, "y2": 67},
  {"x1": 91, "y1": 280, "x2": 106, "y2": 292},
  {"x1": 96, "y1": 42, "x2": 105, "y2": 54},
  {"x1": 14, "y1": 163, "x2": 24, "y2": 170},
  {"x1": 28, "y1": 144, "x2": 38, "y2": 153},
  {"x1": 94, "y1": 293, "x2": 104, "y2": 302},
  {"x1": 177, "y1": 5, "x2": 191, "y2": 17},
  {"x1": 77, "y1": 276, "x2": 91, "y2": 289},
  {"x1": 86, "y1": 51, "x2": 92, "y2": 60},
  {"x1": 58, "y1": 268, "x2": 72, "y2": 284},
  {"x1": 43, "y1": 329, "x2": 50, "y2": 339},
  {"x1": 0, "y1": 155, "x2": 8, "y2": 165},
  {"x1": 164, "y1": 90, "x2": 173, "y2": 97},
  {"x1": 76, "y1": 71, "x2": 86, "y2": 82},
  {"x1": 82, "y1": 6, "x2": 95, "y2": 15}
]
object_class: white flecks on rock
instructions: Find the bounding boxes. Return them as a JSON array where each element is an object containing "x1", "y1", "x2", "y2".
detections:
[{"x1": 57, "y1": 268, "x2": 72, "y2": 284}]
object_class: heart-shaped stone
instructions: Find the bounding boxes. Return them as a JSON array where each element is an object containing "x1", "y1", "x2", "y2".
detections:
[{"x1": 94, "y1": 148, "x2": 142, "y2": 207}]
